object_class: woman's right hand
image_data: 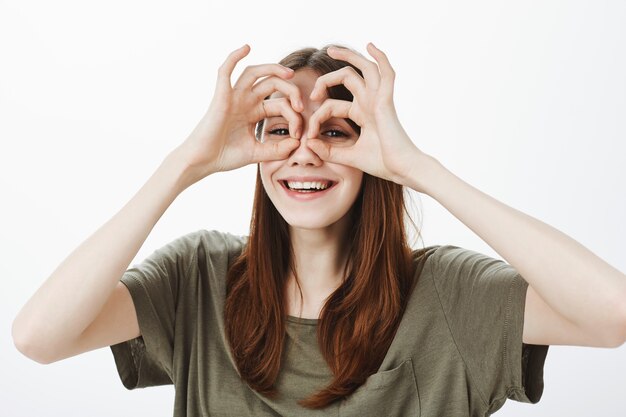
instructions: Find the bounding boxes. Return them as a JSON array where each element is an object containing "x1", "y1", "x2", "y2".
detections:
[{"x1": 173, "y1": 44, "x2": 304, "y2": 186}]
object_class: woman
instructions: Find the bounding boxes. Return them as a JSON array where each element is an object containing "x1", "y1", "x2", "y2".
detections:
[{"x1": 12, "y1": 43, "x2": 626, "y2": 416}]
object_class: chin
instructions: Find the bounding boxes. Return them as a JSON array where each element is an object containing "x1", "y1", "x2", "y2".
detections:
[{"x1": 279, "y1": 209, "x2": 352, "y2": 231}]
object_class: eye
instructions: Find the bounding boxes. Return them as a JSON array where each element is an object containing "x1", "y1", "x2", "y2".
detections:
[
  {"x1": 266, "y1": 128, "x2": 290, "y2": 136},
  {"x1": 322, "y1": 129, "x2": 348, "y2": 138}
]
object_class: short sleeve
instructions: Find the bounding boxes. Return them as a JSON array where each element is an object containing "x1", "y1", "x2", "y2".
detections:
[
  {"x1": 431, "y1": 245, "x2": 549, "y2": 413},
  {"x1": 109, "y1": 230, "x2": 203, "y2": 389}
]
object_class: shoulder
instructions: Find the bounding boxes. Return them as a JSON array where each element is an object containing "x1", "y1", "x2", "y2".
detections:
[
  {"x1": 408, "y1": 244, "x2": 518, "y2": 290},
  {"x1": 192, "y1": 229, "x2": 249, "y2": 263},
  {"x1": 156, "y1": 229, "x2": 248, "y2": 265},
  {"x1": 409, "y1": 244, "x2": 442, "y2": 262},
  {"x1": 408, "y1": 244, "x2": 446, "y2": 273},
  {"x1": 423, "y1": 244, "x2": 510, "y2": 273},
  {"x1": 409, "y1": 244, "x2": 475, "y2": 260},
  {"x1": 194, "y1": 229, "x2": 249, "y2": 249}
]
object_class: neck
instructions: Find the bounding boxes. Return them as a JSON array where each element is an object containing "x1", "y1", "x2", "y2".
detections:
[{"x1": 285, "y1": 215, "x2": 352, "y2": 318}]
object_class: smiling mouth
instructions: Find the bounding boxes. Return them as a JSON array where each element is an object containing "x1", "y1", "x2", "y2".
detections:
[{"x1": 279, "y1": 180, "x2": 337, "y2": 193}]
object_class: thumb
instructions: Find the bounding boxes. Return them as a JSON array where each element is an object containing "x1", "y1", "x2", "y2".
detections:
[
  {"x1": 253, "y1": 138, "x2": 300, "y2": 162},
  {"x1": 306, "y1": 138, "x2": 353, "y2": 166}
]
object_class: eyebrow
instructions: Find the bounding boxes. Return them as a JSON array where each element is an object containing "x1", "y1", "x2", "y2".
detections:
[{"x1": 265, "y1": 116, "x2": 349, "y2": 124}]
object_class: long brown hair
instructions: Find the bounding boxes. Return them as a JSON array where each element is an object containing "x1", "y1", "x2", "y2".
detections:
[{"x1": 224, "y1": 44, "x2": 421, "y2": 409}]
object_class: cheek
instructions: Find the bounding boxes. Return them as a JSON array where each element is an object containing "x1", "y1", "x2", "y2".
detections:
[
  {"x1": 346, "y1": 169, "x2": 364, "y2": 189},
  {"x1": 336, "y1": 168, "x2": 364, "y2": 206},
  {"x1": 355, "y1": 172, "x2": 364, "y2": 186},
  {"x1": 349, "y1": 173, "x2": 365, "y2": 201},
  {"x1": 259, "y1": 162, "x2": 280, "y2": 190}
]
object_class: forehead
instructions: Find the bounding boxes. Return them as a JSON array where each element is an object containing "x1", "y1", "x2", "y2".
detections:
[{"x1": 269, "y1": 68, "x2": 322, "y2": 100}]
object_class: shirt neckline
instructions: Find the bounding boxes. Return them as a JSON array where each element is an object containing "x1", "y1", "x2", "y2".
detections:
[{"x1": 286, "y1": 314, "x2": 319, "y2": 325}]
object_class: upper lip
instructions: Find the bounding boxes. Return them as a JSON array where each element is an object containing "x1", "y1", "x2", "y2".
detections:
[{"x1": 279, "y1": 176, "x2": 337, "y2": 183}]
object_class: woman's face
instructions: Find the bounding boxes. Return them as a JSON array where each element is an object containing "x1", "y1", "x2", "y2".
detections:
[{"x1": 259, "y1": 68, "x2": 363, "y2": 230}]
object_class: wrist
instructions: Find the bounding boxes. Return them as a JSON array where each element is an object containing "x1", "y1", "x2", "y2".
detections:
[
  {"x1": 401, "y1": 151, "x2": 445, "y2": 196},
  {"x1": 161, "y1": 149, "x2": 209, "y2": 193}
]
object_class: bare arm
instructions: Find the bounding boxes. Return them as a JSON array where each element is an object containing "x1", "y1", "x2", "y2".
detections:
[
  {"x1": 300, "y1": 44, "x2": 626, "y2": 347},
  {"x1": 11, "y1": 151, "x2": 191, "y2": 363},
  {"x1": 405, "y1": 153, "x2": 626, "y2": 348},
  {"x1": 11, "y1": 45, "x2": 304, "y2": 365}
]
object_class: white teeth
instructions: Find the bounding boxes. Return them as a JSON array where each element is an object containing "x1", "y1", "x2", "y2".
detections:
[{"x1": 286, "y1": 181, "x2": 331, "y2": 190}]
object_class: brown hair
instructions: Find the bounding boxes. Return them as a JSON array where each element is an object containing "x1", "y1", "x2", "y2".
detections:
[{"x1": 224, "y1": 44, "x2": 422, "y2": 409}]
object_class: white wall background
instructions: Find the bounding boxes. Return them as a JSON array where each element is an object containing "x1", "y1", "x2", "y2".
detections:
[{"x1": 2, "y1": 0, "x2": 625, "y2": 415}]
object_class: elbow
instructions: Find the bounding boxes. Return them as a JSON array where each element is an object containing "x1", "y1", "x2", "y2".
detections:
[
  {"x1": 14, "y1": 339, "x2": 52, "y2": 365},
  {"x1": 605, "y1": 295, "x2": 626, "y2": 349},
  {"x1": 617, "y1": 297, "x2": 626, "y2": 348},
  {"x1": 12, "y1": 320, "x2": 52, "y2": 365}
]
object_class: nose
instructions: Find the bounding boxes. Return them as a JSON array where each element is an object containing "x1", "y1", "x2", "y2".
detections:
[{"x1": 287, "y1": 134, "x2": 323, "y2": 167}]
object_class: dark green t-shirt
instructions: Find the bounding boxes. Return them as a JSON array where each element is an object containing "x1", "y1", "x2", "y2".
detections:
[{"x1": 110, "y1": 229, "x2": 549, "y2": 416}]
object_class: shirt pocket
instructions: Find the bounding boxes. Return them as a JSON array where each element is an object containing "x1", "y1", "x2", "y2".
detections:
[{"x1": 338, "y1": 358, "x2": 420, "y2": 417}]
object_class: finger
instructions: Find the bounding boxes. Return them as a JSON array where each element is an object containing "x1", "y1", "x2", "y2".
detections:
[
  {"x1": 251, "y1": 76, "x2": 304, "y2": 112},
  {"x1": 260, "y1": 97, "x2": 302, "y2": 139},
  {"x1": 309, "y1": 66, "x2": 366, "y2": 101},
  {"x1": 306, "y1": 138, "x2": 356, "y2": 167},
  {"x1": 234, "y1": 63, "x2": 294, "y2": 91},
  {"x1": 366, "y1": 42, "x2": 395, "y2": 98},
  {"x1": 307, "y1": 99, "x2": 352, "y2": 139},
  {"x1": 326, "y1": 45, "x2": 380, "y2": 89},
  {"x1": 216, "y1": 44, "x2": 251, "y2": 94},
  {"x1": 252, "y1": 137, "x2": 300, "y2": 163},
  {"x1": 366, "y1": 43, "x2": 395, "y2": 82}
]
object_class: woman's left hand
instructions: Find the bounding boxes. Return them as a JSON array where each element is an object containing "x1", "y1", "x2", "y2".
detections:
[{"x1": 305, "y1": 43, "x2": 427, "y2": 186}]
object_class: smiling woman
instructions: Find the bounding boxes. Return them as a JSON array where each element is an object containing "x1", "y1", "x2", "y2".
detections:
[
  {"x1": 259, "y1": 68, "x2": 363, "y2": 234},
  {"x1": 12, "y1": 42, "x2": 626, "y2": 417}
]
